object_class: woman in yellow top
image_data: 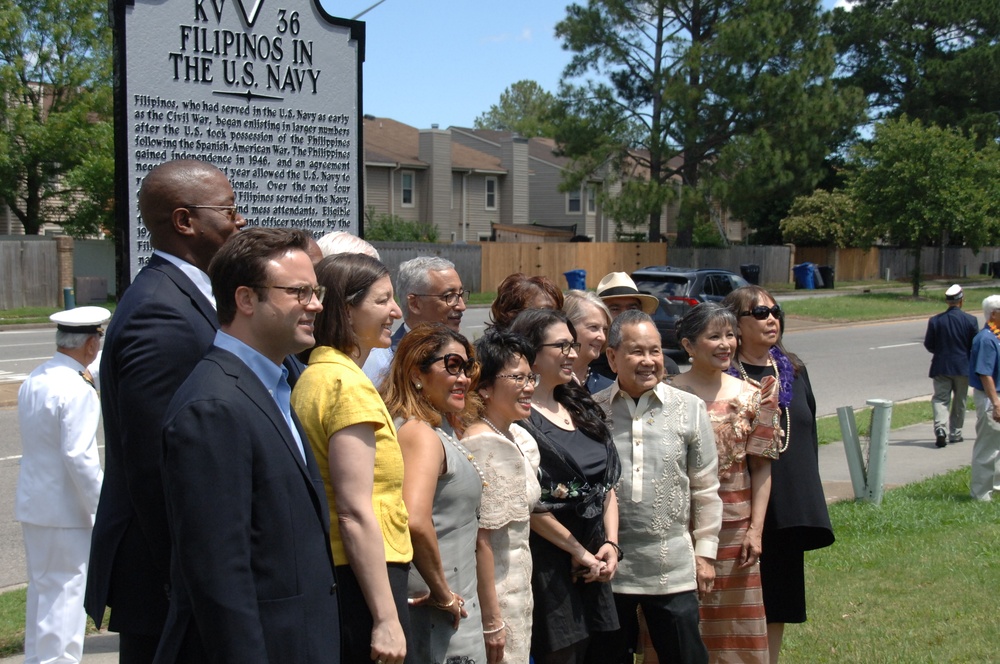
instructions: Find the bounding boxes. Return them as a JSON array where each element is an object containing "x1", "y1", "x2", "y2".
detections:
[{"x1": 291, "y1": 252, "x2": 413, "y2": 664}]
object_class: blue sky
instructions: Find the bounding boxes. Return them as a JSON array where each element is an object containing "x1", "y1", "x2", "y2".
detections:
[{"x1": 325, "y1": 0, "x2": 847, "y2": 130}]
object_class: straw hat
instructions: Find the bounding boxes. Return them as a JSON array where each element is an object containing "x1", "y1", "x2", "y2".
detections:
[{"x1": 595, "y1": 272, "x2": 660, "y2": 316}]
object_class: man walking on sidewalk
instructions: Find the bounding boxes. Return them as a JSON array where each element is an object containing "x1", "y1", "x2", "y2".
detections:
[
  {"x1": 968, "y1": 295, "x2": 1000, "y2": 501},
  {"x1": 924, "y1": 284, "x2": 978, "y2": 447}
]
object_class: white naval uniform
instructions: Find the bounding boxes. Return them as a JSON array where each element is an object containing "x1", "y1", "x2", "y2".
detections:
[{"x1": 16, "y1": 352, "x2": 104, "y2": 664}]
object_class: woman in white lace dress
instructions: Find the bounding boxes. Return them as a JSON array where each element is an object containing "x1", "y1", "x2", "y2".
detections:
[{"x1": 463, "y1": 330, "x2": 542, "y2": 664}]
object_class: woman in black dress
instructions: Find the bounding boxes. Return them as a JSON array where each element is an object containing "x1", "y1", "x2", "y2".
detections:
[
  {"x1": 721, "y1": 285, "x2": 835, "y2": 664},
  {"x1": 508, "y1": 308, "x2": 621, "y2": 664}
]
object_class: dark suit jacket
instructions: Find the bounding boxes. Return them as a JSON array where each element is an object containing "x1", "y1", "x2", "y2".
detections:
[
  {"x1": 154, "y1": 347, "x2": 340, "y2": 663},
  {"x1": 924, "y1": 306, "x2": 979, "y2": 377},
  {"x1": 86, "y1": 255, "x2": 219, "y2": 635},
  {"x1": 390, "y1": 323, "x2": 407, "y2": 351}
]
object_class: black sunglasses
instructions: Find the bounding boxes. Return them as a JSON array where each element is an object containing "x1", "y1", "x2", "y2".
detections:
[
  {"x1": 425, "y1": 353, "x2": 476, "y2": 377},
  {"x1": 739, "y1": 305, "x2": 782, "y2": 321}
]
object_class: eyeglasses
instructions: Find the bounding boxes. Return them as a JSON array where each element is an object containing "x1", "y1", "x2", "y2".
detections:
[
  {"x1": 739, "y1": 305, "x2": 782, "y2": 321},
  {"x1": 425, "y1": 353, "x2": 476, "y2": 377},
  {"x1": 412, "y1": 290, "x2": 469, "y2": 307},
  {"x1": 539, "y1": 341, "x2": 582, "y2": 356},
  {"x1": 496, "y1": 373, "x2": 540, "y2": 389},
  {"x1": 184, "y1": 204, "x2": 242, "y2": 222},
  {"x1": 255, "y1": 284, "x2": 327, "y2": 304}
]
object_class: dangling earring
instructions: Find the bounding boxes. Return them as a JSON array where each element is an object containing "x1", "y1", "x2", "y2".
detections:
[{"x1": 415, "y1": 381, "x2": 423, "y2": 391}]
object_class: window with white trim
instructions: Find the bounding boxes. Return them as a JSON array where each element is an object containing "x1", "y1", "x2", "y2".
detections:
[
  {"x1": 567, "y1": 188, "x2": 582, "y2": 214},
  {"x1": 587, "y1": 186, "x2": 597, "y2": 213},
  {"x1": 401, "y1": 171, "x2": 414, "y2": 207},
  {"x1": 485, "y1": 177, "x2": 497, "y2": 210}
]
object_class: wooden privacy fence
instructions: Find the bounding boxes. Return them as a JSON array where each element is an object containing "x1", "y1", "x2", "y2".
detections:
[
  {"x1": 796, "y1": 247, "x2": 880, "y2": 282},
  {"x1": 0, "y1": 237, "x2": 61, "y2": 308},
  {"x1": 795, "y1": 246, "x2": 1000, "y2": 282},
  {"x1": 666, "y1": 246, "x2": 793, "y2": 285},
  {"x1": 372, "y1": 242, "x2": 668, "y2": 293},
  {"x1": 477, "y1": 242, "x2": 668, "y2": 291}
]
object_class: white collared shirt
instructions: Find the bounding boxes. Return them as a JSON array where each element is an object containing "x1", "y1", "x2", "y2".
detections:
[{"x1": 153, "y1": 249, "x2": 215, "y2": 309}]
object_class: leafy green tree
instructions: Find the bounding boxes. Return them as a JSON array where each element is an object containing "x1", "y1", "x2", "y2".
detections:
[
  {"x1": 473, "y1": 80, "x2": 557, "y2": 137},
  {"x1": 0, "y1": 0, "x2": 113, "y2": 236},
  {"x1": 829, "y1": 0, "x2": 1000, "y2": 143},
  {"x1": 779, "y1": 189, "x2": 857, "y2": 246},
  {"x1": 551, "y1": 0, "x2": 863, "y2": 245},
  {"x1": 846, "y1": 117, "x2": 1000, "y2": 296}
]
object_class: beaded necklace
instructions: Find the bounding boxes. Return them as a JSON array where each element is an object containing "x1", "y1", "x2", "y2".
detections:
[
  {"x1": 734, "y1": 354, "x2": 791, "y2": 454},
  {"x1": 438, "y1": 426, "x2": 488, "y2": 488}
]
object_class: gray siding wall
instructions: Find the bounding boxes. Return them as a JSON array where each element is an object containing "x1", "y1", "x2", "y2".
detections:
[
  {"x1": 501, "y1": 138, "x2": 529, "y2": 226},
  {"x1": 364, "y1": 166, "x2": 391, "y2": 214},
  {"x1": 418, "y1": 130, "x2": 453, "y2": 235}
]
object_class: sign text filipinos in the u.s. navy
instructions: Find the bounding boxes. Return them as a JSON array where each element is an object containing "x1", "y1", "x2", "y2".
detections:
[{"x1": 116, "y1": 0, "x2": 364, "y2": 282}]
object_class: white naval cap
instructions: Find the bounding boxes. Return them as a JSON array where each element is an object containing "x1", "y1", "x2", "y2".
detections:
[
  {"x1": 50, "y1": 306, "x2": 112, "y2": 333},
  {"x1": 944, "y1": 284, "x2": 964, "y2": 301}
]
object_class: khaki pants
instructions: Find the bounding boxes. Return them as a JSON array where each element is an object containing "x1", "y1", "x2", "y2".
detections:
[
  {"x1": 931, "y1": 375, "x2": 969, "y2": 438},
  {"x1": 971, "y1": 389, "x2": 1000, "y2": 501}
]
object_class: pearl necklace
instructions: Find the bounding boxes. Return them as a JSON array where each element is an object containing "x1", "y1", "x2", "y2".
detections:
[
  {"x1": 480, "y1": 416, "x2": 513, "y2": 441},
  {"x1": 735, "y1": 355, "x2": 790, "y2": 454},
  {"x1": 438, "y1": 427, "x2": 488, "y2": 488}
]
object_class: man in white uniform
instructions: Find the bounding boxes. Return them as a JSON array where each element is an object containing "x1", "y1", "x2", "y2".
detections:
[{"x1": 16, "y1": 306, "x2": 109, "y2": 664}]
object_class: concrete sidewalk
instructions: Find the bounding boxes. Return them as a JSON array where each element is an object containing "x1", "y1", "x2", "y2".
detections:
[
  {"x1": 818, "y1": 411, "x2": 976, "y2": 503},
  {"x1": 1, "y1": 410, "x2": 979, "y2": 663}
]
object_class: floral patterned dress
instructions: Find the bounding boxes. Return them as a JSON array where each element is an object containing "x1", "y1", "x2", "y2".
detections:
[
  {"x1": 462, "y1": 424, "x2": 541, "y2": 663},
  {"x1": 699, "y1": 381, "x2": 781, "y2": 664}
]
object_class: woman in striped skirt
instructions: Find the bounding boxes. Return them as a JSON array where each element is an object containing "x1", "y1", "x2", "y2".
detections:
[{"x1": 669, "y1": 303, "x2": 781, "y2": 663}]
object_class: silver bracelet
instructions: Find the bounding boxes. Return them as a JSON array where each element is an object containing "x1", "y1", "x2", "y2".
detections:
[{"x1": 483, "y1": 621, "x2": 506, "y2": 635}]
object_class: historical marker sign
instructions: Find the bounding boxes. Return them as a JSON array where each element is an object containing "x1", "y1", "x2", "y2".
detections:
[{"x1": 111, "y1": 0, "x2": 365, "y2": 287}]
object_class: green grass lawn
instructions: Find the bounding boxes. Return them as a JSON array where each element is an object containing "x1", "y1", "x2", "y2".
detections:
[
  {"x1": 781, "y1": 468, "x2": 1000, "y2": 663},
  {"x1": 782, "y1": 287, "x2": 997, "y2": 323}
]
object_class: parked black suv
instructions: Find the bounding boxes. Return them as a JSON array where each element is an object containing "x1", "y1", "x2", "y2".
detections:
[{"x1": 631, "y1": 267, "x2": 749, "y2": 358}]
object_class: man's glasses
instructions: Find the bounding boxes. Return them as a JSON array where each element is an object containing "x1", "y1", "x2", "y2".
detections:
[
  {"x1": 539, "y1": 341, "x2": 582, "y2": 356},
  {"x1": 256, "y1": 284, "x2": 327, "y2": 304},
  {"x1": 425, "y1": 353, "x2": 476, "y2": 377},
  {"x1": 184, "y1": 204, "x2": 242, "y2": 222},
  {"x1": 496, "y1": 373, "x2": 540, "y2": 389},
  {"x1": 739, "y1": 305, "x2": 782, "y2": 321},
  {"x1": 412, "y1": 290, "x2": 469, "y2": 307}
]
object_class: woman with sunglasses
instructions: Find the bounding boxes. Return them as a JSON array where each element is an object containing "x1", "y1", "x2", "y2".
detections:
[
  {"x1": 721, "y1": 286, "x2": 834, "y2": 664},
  {"x1": 290, "y1": 253, "x2": 411, "y2": 664},
  {"x1": 669, "y1": 302, "x2": 781, "y2": 663},
  {"x1": 507, "y1": 309, "x2": 621, "y2": 664},
  {"x1": 382, "y1": 323, "x2": 487, "y2": 664},
  {"x1": 462, "y1": 330, "x2": 543, "y2": 664}
]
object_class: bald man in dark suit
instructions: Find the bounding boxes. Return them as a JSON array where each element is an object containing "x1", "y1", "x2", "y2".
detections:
[{"x1": 86, "y1": 160, "x2": 246, "y2": 661}]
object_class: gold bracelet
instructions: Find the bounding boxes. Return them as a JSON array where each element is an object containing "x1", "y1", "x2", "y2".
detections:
[{"x1": 429, "y1": 592, "x2": 456, "y2": 610}]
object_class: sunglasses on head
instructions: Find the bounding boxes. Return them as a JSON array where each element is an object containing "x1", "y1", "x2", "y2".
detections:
[
  {"x1": 425, "y1": 353, "x2": 476, "y2": 377},
  {"x1": 740, "y1": 305, "x2": 782, "y2": 321}
]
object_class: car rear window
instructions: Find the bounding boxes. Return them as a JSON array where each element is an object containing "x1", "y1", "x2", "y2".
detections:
[{"x1": 633, "y1": 276, "x2": 690, "y2": 298}]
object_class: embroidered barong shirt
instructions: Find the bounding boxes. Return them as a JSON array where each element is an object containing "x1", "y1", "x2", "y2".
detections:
[{"x1": 594, "y1": 381, "x2": 722, "y2": 595}]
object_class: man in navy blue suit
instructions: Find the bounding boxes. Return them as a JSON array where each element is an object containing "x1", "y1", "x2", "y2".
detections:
[
  {"x1": 86, "y1": 160, "x2": 246, "y2": 661},
  {"x1": 924, "y1": 284, "x2": 979, "y2": 447},
  {"x1": 155, "y1": 227, "x2": 339, "y2": 662}
]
